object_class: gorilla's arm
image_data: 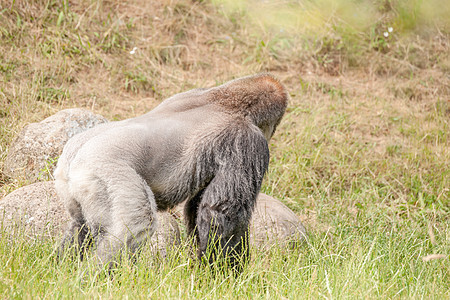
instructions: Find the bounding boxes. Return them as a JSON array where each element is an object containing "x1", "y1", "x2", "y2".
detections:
[{"x1": 193, "y1": 122, "x2": 270, "y2": 268}]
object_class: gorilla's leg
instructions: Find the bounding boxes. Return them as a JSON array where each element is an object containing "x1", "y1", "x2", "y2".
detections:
[
  {"x1": 58, "y1": 193, "x2": 92, "y2": 260},
  {"x1": 184, "y1": 190, "x2": 204, "y2": 244},
  {"x1": 55, "y1": 163, "x2": 88, "y2": 258},
  {"x1": 59, "y1": 219, "x2": 92, "y2": 260},
  {"x1": 94, "y1": 171, "x2": 158, "y2": 268}
]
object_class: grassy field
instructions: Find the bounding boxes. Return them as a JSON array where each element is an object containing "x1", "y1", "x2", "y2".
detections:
[{"x1": 1, "y1": 0, "x2": 449, "y2": 298}]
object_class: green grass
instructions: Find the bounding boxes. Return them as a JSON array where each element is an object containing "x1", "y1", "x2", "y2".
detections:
[
  {"x1": 1, "y1": 212, "x2": 449, "y2": 298},
  {"x1": 1, "y1": 0, "x2": 449, "y2": 298}
]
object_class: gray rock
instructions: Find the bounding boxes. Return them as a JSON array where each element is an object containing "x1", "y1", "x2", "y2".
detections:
[
  {"x1": 0, "y1": 181, "x2": 181, "y2": 254},
  {"x1": 4, "y1": 109, "x2": 108, "y2": 182},
  {"x1": 250, "y1": 193, "x2": 307, "y2": 248},
  {"x1": 172, "y1": 193, "x2": 307, "y2": 248},
  {"x1": 0, "y1": 181, "x2": 66, "y2": 237}
]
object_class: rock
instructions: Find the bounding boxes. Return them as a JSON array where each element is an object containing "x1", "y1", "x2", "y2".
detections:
[
  {"x1": 250, "y1": 193, "x2": 306, "y2": 248},
  {"x1": 172, "y1": 193, "x2": 307, "y2": 248},
  {"x1": 0, "y1": 181, "x2": 181, "y2": 254},
  {"x1": 4, "y1": 109, "x2": 108, "y2": 183},
  {"x1": 0, "y1": 181, "x2": 66, "y2": 237}
]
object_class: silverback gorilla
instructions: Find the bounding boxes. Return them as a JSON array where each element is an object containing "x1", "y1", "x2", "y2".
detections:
[{"x1": 54, "y1": 73, "x2": 288, "y2": 269}]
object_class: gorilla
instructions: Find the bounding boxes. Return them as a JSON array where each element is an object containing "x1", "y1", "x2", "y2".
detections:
[{"x1": 54, "y1": 73, "x2": 288, "y2": 269}]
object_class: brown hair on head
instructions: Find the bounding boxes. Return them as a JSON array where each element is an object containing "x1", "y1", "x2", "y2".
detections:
[
  {"x1": 212, "y1": 73, "x2": 288, "y2": 111},
  {"x1": 209, "y1": 73, "x2": 288, "y2": 134}
]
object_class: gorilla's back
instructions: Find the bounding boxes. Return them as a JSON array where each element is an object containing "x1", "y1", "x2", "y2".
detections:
[{"x1": 59, "y1": 93, "x2": 231, "y2": 210}]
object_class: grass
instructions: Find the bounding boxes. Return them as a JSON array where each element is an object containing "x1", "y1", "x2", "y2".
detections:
[
  {"x1": 1, "y1": 0, "x2": 449, "y2": 298},
  {"x1": 1, "y1": 214, "x2": 449, "y2": 298}
]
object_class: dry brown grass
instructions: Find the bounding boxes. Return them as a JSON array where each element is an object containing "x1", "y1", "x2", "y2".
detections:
[
  {"x1": 1, "y1": 0, "x2": 449, "y2": 203},
  {"x1": 1, "y1": 0, "x2": 449, "y2": 208}
]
